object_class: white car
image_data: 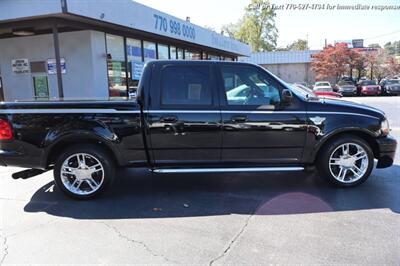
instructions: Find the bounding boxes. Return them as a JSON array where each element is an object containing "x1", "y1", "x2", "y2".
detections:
[{"x1": 313, "y1": 81, "x2": 333, "y2": 92}]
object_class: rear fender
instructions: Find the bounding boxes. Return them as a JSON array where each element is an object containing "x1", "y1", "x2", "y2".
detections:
[{"x1": 41, "y1": 120, "x2": 123, "y2": 167}]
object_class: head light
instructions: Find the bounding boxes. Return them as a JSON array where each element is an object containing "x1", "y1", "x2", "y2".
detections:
[{"x1": 381, "y1": 119, "x2": 390, "y2": 136}]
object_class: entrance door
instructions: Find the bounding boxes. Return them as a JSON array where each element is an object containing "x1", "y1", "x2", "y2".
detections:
[
  {"x1": 147, "y1": 63, "x2": 222, "y2": 166},
  {"x1": 31, "y1": 61, "x2": 49, "y2": 101},
  {"x1": 217, "y1": 63, "x2": 308, "y2": 165}
]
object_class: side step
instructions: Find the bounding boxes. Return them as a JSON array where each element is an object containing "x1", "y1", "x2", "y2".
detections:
[
  {"x1": 151, "y1": 167, "x2": 304, "y2": 174},
  {"x1": 12, "y1": 169, "x2": 47, "y2": 180}
]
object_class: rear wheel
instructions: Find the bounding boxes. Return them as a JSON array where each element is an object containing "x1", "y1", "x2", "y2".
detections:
[
  {"x1": 317, "y1": 135, "x2": 374, "y2": 187},
  {"x1": 54, "y1": 145, "x2": 115, "y2": 199}
]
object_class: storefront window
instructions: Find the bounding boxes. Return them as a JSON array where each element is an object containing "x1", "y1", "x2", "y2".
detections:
[
  {"x1": 158, "y1": 44, "x2": 169, "y2": 59},
  {"x1": 177, "y1": 48, "x2": 184, "y2": 60},
  {"x1": 170, "y1": 46, "x2": 177, "y2": 59},
  {"x1": 126, "y1": 38, "x2": 142, "y2": 62},
  {"x1": 185, "y1": 49, "x2": 201, "y2": 60},
  {"x1": 207, "y1": 54, "x2": 220, "y2": 61},
  {"x1": 106, "y1": 34, "x2": 127, "y2": 99},
  {"x1": 126, "y1": 38, "x2": 143, "y2": 100},
  {"x1": 143, "y1": 41, "x2": 156, "y2": 62}
]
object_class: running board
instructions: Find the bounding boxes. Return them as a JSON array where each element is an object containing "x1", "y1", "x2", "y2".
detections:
[{"x1": 151, "y1": 167, "x2": 304, "y2": 174}]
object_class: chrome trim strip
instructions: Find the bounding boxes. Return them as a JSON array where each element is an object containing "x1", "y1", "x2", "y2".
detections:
[
  {"x1": 307, "y1": 111, "x2": 379, "y2": 119},
  {"x1": 145, "y1": 110, "x2": 220, "y2": 114},
  {"x1": 145, "y1": 110, "x2": 379, "y2": 119},
  {"x1": 152, "y1": 167, "x2": 304, "y2": 173},
  {"x1": 0, "y1": 109, "x2": 379, "y2": 119},
  {"x1": 0, "y1": 109, "x2": 140, "y2": 114}
]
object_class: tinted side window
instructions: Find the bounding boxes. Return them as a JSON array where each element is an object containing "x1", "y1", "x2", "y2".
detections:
[
  {"x1": 161, "y1": 66, "x2": 212, "y2": 105},
  {"x1": 221, "y1": 65, "x2": 281, "y2": 108}
]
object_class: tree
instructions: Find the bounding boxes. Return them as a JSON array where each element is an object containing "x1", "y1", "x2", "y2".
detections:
[
  {"x1": 203, "y1": 25, "x2": 216, "y2": 32},
  {"x1": 350, "y1": 51, "x2": 367, "y2": 80},
  {"x1": 221, "y1": 0, "x2": 278, "y2": 52},
  {"x1": 286, "y1": 39, "x2": 309, "y2": 51},
  {"x1": 311, "y1": 43, "x2": 352, "y2": 82},
  {"x1": 386, "y1": 56, "x2": 400, "y2": 77},
  {"x1": 384, "y1": 41, "x2": 400, "y2": 56},
  {"x1": 221, "y1": 21, "x2": 242, "y2": 39},
  {"x1": 368, "y1": 43, "x2": 381, "y2": 49},
  {"x1": 366, "y1": 51, "x2": 386, "y2": 82},
  {"x1": 365, "y1": 50, "x2": 400, "y2": 82},
  {"x1": 348, "y1": 49, "x2": 365, "y2": 79}
]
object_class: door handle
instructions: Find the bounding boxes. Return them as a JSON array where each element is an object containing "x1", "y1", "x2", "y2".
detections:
[
  {"x1": 160, "y1": 115, "x2": 178, "y2": 123},
  {"x1": 231, "y1": 115, "x2": 248, "y2": 122}
]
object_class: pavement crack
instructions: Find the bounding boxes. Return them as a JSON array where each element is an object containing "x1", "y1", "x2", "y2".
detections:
[
  {"x1": 209, "y1": 213, "x2": 254, "y2": 266},
  {"x1": 0, "y1": 236, "x2": 8, "y2": 266},
  {"x1": 97, "y1": 221, "x2": 178, "y2": 264}
]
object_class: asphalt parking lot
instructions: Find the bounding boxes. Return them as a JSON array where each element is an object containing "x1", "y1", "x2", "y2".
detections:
[{"x1": 1, "y1": 96, "x2": 399, "y2": 265}]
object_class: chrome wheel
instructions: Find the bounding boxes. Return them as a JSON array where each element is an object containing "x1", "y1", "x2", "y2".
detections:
[
  {"x1": 329, "y1": 143, "x2": 369, "y2": 183},
  {"x1": 60, "y1": 153, "x2": 104, "y2": 196}
]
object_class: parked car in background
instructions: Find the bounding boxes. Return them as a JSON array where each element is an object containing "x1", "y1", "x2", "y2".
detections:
[
  {"x1": 293, "y1": 83, "x2": 342, "y2": 98},
  {"x1": 380, "y1": 79, "x2": 400, "y2": 95},
  {"x1": 357, "y1": 80, "x2": 381, "y2": 96},
  {"x1": 337, "y1": 81, "x2": 357, "y2": 96},
  {"x1": 314, "y1": 87, "x2": 343, "y2": 98},
  {"x1": 313, "y1": 81, "x2": 332, "y2": 92},
  {"x1": 339, "y1": 76, "x2": 356, "y2": 85}
]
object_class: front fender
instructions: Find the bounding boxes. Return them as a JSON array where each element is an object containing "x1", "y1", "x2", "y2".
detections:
[{"x1": 303, "y1": 113, "x2": 382, "y2": 163}]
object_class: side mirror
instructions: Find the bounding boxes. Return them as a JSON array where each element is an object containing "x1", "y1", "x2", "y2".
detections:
[{"x1": 281, "y1": 89, "x2": 293, "y2": 105}]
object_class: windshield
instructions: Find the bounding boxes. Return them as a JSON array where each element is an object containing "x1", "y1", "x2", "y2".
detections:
[
  {"x1": 257, "y1": 66, "x2": 317, "y2": 100},
  {"x1": 361, "y1": 80, "x2": 377, "y2": 85},
  {"x1": 315, "y1": 82, "x2": 330, "y2": 87},
  {"x1": 289, "y1": 84, "x2": 317, "y2": 99},
  {"x1": 338, "y1": 81, "x2": 353, "y2": 86},
  {"x1": 386, "y1": 80, "x2": 400, "y2": 85}
]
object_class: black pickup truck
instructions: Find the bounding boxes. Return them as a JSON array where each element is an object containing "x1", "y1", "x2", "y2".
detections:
[{"x1": 0, "y1": 61, "x2": 397, "y2": 199}]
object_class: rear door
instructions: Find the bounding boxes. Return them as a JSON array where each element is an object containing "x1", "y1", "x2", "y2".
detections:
[
  {"x1": 146, "y1": 63, "x2": 222, "y2": 166},
  {"x1": 217, "y1": 63, "x2": 308, "y2": 165}
]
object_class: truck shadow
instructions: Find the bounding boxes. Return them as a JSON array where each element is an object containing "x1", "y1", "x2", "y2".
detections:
[{"x1": 24, "y1": 165, "x2": 400, "y2": 219}]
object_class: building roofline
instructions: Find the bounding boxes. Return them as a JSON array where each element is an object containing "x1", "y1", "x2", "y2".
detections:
[
  {"x1": 0, "y1": 0, "x2": 251, "y2": 56},
  {"x1": 239, "y1": 50, "x2": 322, "y2": 64}
]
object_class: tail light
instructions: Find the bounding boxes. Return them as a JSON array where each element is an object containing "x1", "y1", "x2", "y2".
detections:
[{"x1": 0, "y1": 119, "x2": 13, "y2": 140}]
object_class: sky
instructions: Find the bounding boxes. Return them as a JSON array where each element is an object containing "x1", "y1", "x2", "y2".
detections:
[{"x1": 134, "y1": 0, "x2": 400, "y2": 50}]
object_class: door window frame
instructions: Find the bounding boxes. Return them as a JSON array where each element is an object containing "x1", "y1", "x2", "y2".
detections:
[
  {"x1": 216, "y1": 63, "x2": 286, "y2": 111},
  {"x1": 153, "y1": 63, "x2": 220, "y2": 110}
]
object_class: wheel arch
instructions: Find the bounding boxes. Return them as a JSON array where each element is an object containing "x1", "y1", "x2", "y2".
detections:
[
  {"x1": 43, "y1": 134, "x2": 122, "y2": 168},
  {"x1": 313, "y1": 129, "x2": 380, "y2": 163}
]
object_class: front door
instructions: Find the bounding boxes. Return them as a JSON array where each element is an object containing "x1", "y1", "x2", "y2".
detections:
[
  {"x1": 147, "y1": 63, "x2": 222, "y2": 166},
  {"x1": 217, "y1": 64, "x2": 308, "y2": 165}
]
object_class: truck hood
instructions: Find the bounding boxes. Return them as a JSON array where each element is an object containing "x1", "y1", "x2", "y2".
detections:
[{"x1": 308, "y1": 97, "x2": 385, "y2": 119}]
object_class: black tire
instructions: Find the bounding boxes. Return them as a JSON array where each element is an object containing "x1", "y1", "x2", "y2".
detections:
[
  {"x1": 53, "y1": 144, "x2": 115, "y2": 200},
  {"x1": 317, "y1": 135, "x2": 374, "y2": 187}
]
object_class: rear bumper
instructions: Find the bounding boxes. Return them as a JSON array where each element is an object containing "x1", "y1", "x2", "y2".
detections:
[
  {"x1": 0, "y1": 148, "x2": 45, "y2": 169},
  {"x1": 376, "y1": 135, "x2": 397, "y2": 168},
  {"x1": 0, "y1": 150, "x2": 24, "y2": 167}
]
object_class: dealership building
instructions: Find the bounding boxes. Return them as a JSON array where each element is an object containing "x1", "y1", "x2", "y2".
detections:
[
  {"x1": 239, "y1": 50, "x2": 321, "y2": 85},
  {"x1": 0, "y1": 0, "x2": 250, "y2": 101}
]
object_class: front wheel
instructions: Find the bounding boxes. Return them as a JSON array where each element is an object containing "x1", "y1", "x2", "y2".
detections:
[
  {"x1": 317, "y1": 135, "x2": 374, "y2": 187},
  {"x1": 54, "y1": 145, "x2": 115, "y2": 199}
]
